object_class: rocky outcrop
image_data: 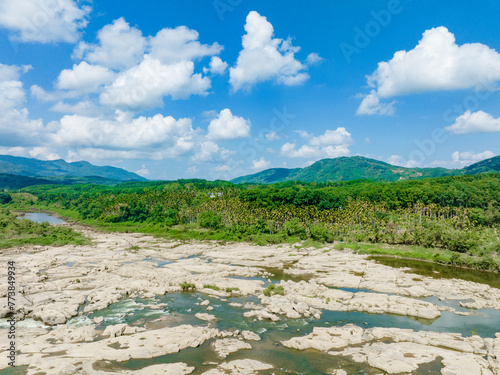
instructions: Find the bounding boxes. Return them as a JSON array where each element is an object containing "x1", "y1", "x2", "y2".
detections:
[
  {"x1": 202, "y1": 359, "x2": 273, "y2": 374},
  {"x1": 282, "y1": 324, "x2": 500, "y2": 374},
  {"x1": 212, "y1": 338, "x2": 252, "y2": 358}
]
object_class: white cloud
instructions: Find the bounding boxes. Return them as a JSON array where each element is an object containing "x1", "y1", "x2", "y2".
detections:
[
  {"x1": 52, "y1": 111, "x2": 195, "y2": 150},
  {"x1": 149, "y1": 26, "x2": 222, "y2": 64},
  {"x1": 358, "y1": 27, "x2": 500, "y2": 115},
  {"x1": 0, "y1": 63, "x2": 44, "y2": 144},
  {"x1": 0, "y1": 0, "x2": 90, "y2": 43},
  {"x1": 445, "y1": 110, "x2": 500, "y2": 134},
  {"x1": 356, "y1": 90, "x2": 396, "y2": 116},
  {"x1": 280, "y1": 128, "x2": 353, "y2": 159},
  {"x1": 191, "y1": 141, "x2": 220, "y2": 162},
  {"x1": 252, "y1": 157, "x2": 270, "y2": 171},
  {"x1": 452, "y1": 150, "x2": 495, "y2": 164},
  {"x1": 56, "y1": 62, "x2": 115, "y2": 94},
  {"x1": 432, "y1": 150, "x2": 496, "y2": 169},
  {"x1": 264, "y1": 131, "x2": 280, "y2": 141},
  {"x1": 135, "y1": 164, "x2": 150, "y2": 177},
  {"x1": 214, "y1": 164, "x2": 230, "y2": 172},
  {"x1": 30, "y1": 85, "x2": 58, "y2": 102},
  {"x1": 100, "y1": 56, "x2": 211, "y2": 110},
  {"x1": 203, "y1": 56, "x2": 228, "y2": 75},
  {"x1": 0, "y1": 146, "x2": 59, "y2": 160},
  {"x1": 73, "y1": 18, "x2": 146, "y2": 70},
  {"x1": 306, "y1": 53, "x2": 324, "y2": 66},
  {"x1": 388, "y1": 155, "x2": 402, "y2": 166},
  {"x1": 308, "y1": 128, "x2": 353, "y2": 147},
  {"x1": 207, "y1": 109, "x2": 251, "y2": 140},
  {"x1": 28, "y1": 147, "x2": 61, "y2": 160},
  {"x1": 41, "y1": 19, "x2": 221, "y2": 113},
  {"x1": 50, "y1": 100, "x2": 101, "y2": 116},
  {"x1": 229, "y1": 11, "x2": 310, "y2": 91}
]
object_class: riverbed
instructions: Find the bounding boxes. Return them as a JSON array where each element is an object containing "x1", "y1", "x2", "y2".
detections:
[{"x1": 0, "y1": 225, "x2": 499, "y2": 374}]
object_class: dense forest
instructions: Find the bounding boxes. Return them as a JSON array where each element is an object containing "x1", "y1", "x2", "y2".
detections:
[{"x1": 2, "y1": 172, "x2": 499, "y2": 271}]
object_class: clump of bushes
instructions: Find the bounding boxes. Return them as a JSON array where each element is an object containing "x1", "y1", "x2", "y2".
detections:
[
  {"x1": 263, "y1": 284, "x2": 284, "y2": 296},
  {"x1": 198, "y1": 211, "x2": 222, "y2": 229},
  {"x1": 203, "y1": 284, "x2": 220, "y2": 291},
  {"x1": 180, "y1": 281, "x2": 196, "y2": 290},
  {"x1": 0, "y1": 192, "x2": 12, "y2": 205}
]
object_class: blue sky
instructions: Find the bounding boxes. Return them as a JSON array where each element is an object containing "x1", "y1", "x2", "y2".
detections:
[{"x1": 0, "y1": 0, "x2": 499, "y2": 180}]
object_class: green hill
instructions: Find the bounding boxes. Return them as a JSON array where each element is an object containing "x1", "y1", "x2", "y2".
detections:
[
  {"x1": 232, "y1": 155, "x2": 499, "y2": 184},
  {"x1": 0, "y1": 173, "x2": 127, "y2": 190},
  {"x1": 0, "y1": 155, "x2": 146, "y2": 182},
  {"x1": 463, "y1": 155, "x2": 500, "y2": 175}
]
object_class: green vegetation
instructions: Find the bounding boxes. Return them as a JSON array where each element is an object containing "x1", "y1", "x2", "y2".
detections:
[
  {"x1": 263, "y1": 284, "x2": 285, "y2": 296},
  {"x1": 225, "y1": 287, "x2": 240, "y2": 293},
  {"x1": 0, "y1": 209, "x2": 88, "y2": 248},
  {"x1": 180, "y1": 282, "x2": 196, "y2": 291},
  {"x1": 0, "y1": 192, "x2": 12, "y2": 204},
  {"x1": 203, "y1": 284, "x2": 220, "y2": 291},
  {"x1": 1, "y1": 170, "x2": 499, "y2": 272}
]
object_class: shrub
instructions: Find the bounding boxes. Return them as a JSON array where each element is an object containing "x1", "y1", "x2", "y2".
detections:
[
  {"x1": 0, "y1": 192, "x2": 12, "y2": 205},
  {"x1": 310, "y1": 225, "x2": 334, "y2": 242},
  {"x1": 263, "y1": 284, "x2": 284, "y2": 296},
  {"x1": 203, "y1": 284, "x2": 220, "y2": 291},
  {"x1": 180, "y1": 281, "x2": 196, "y2": 290},
  {"x1": 198, "y1": 211, "x2": 222, "y2": 229}
]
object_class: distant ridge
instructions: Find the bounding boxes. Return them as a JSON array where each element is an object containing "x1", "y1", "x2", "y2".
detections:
[
  {"x1": 231, "y1": 155, "x2": 500, "y2": 184},
  {"x1": 0, "y1": 155, "x2": 146, "y2": 182}
]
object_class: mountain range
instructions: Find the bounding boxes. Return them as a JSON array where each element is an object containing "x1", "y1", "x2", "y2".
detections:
[
  {"x1": 1, "y1": 154, "x2": 499, "y2": 188},
  {"x1": 231, "y1": 155, "x2": 500, "y2": 184},
  {"x1": 0, "y1": 155, "x2": 146, "y2": 182}
]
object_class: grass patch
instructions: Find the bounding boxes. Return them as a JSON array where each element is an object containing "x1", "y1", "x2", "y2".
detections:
[
  {"x1": 179, "y1": 282, "x2": 196, "y2": 291},
  {"x1": 263, "y1": 284, "x2": 284, "y2": 296},
  {"x1": 203, "y1": 284, "x2": 220, "y2": 291}
]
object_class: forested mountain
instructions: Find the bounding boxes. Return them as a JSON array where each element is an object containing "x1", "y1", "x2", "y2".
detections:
[
  {"x1": 232, "y1": 155, "x2": 500, "y2": 184},
  {"x1": 0, "y1": 173, "x2": 122, "y2": 190},
  {"x1": 0, "y1": 155, "x2": 146, "y2": 182}
]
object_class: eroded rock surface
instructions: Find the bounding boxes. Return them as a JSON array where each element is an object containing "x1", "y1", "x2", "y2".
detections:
[{"x1": 283, "y1": 324, "x2": 500, "y2": 374}]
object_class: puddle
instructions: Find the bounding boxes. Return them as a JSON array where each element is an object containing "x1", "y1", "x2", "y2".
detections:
[{"x1": 369, "y1": 256, "x2": 500, "y2": 289}]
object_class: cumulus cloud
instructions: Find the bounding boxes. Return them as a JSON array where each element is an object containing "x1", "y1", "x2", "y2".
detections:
[
  {"x1": 73, "y1": 18, "x2": 146, "y2": 70},
  {"x1": 0, "y1": 146, "x2": 60, "y2": 160},
  {"x1": 432, "y1": 150, "x2": 496, "y2": 168},
  {"x1": 306, "y1": 53, "x2": 324, "y2": 66},
  {"x1": 56, "y1": 62, "x2": 115, "y2": 94},
  {"x1": 100, "y1": 57, "x2": 211, "y2": 110},
  {"x1": 52, "y1": 111, "x2": 196, "y2": 150},
  {"x1": 308, "y1": 128, "x2": 353, "y2": 147},
  {"x1": 445, "y1": 110, "x2": 500, "y2": 134},
  {"x1": 0, "y1": 0, "x2": 90, "y2": 43},
  {"x1": 264, "y1": 131, "x2": 280, "y2": 141},
  {"x1": 358, "y1": 27, "x2": 500, "y2": 115},
  {"x1": 356, "y1": 90, "x2": 396, "y2": 116},
  {"x1": 0, "y1": 63, "x2": 44, "y2": 145},
  {"x1": 191, "y1": 141, "x2": 220, "y2": 162},
  {"x1": 280, "y1": 128, "x2": 353, "y2": 159},
  {"x1": 203, "y1": 56, "x2": 228, "y2": 75},
  {"x1": 149, "y1": 26, "x2": 223, "y2": 64},
  {"x1": 135, "y1": 164, "x2": 150, "y2": 177},
  {"x1": 229, "y1": 11, "x2": 310, "y2": 91},
  {"x1": 207, "y1": 109, "x2": 251, "y2": 140},
  {"x1": 252, "y1": 157, "x2": 270, "y2": 170},
  {"x1": 38, "y1": 19, "x2": 222, "y2": 112},
  {"x1": 50, "y1": 100, "x2": 101, "y2": 116},
  {"x1": 452, "y1": 150, "x2": 495, "y2": 164}
]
